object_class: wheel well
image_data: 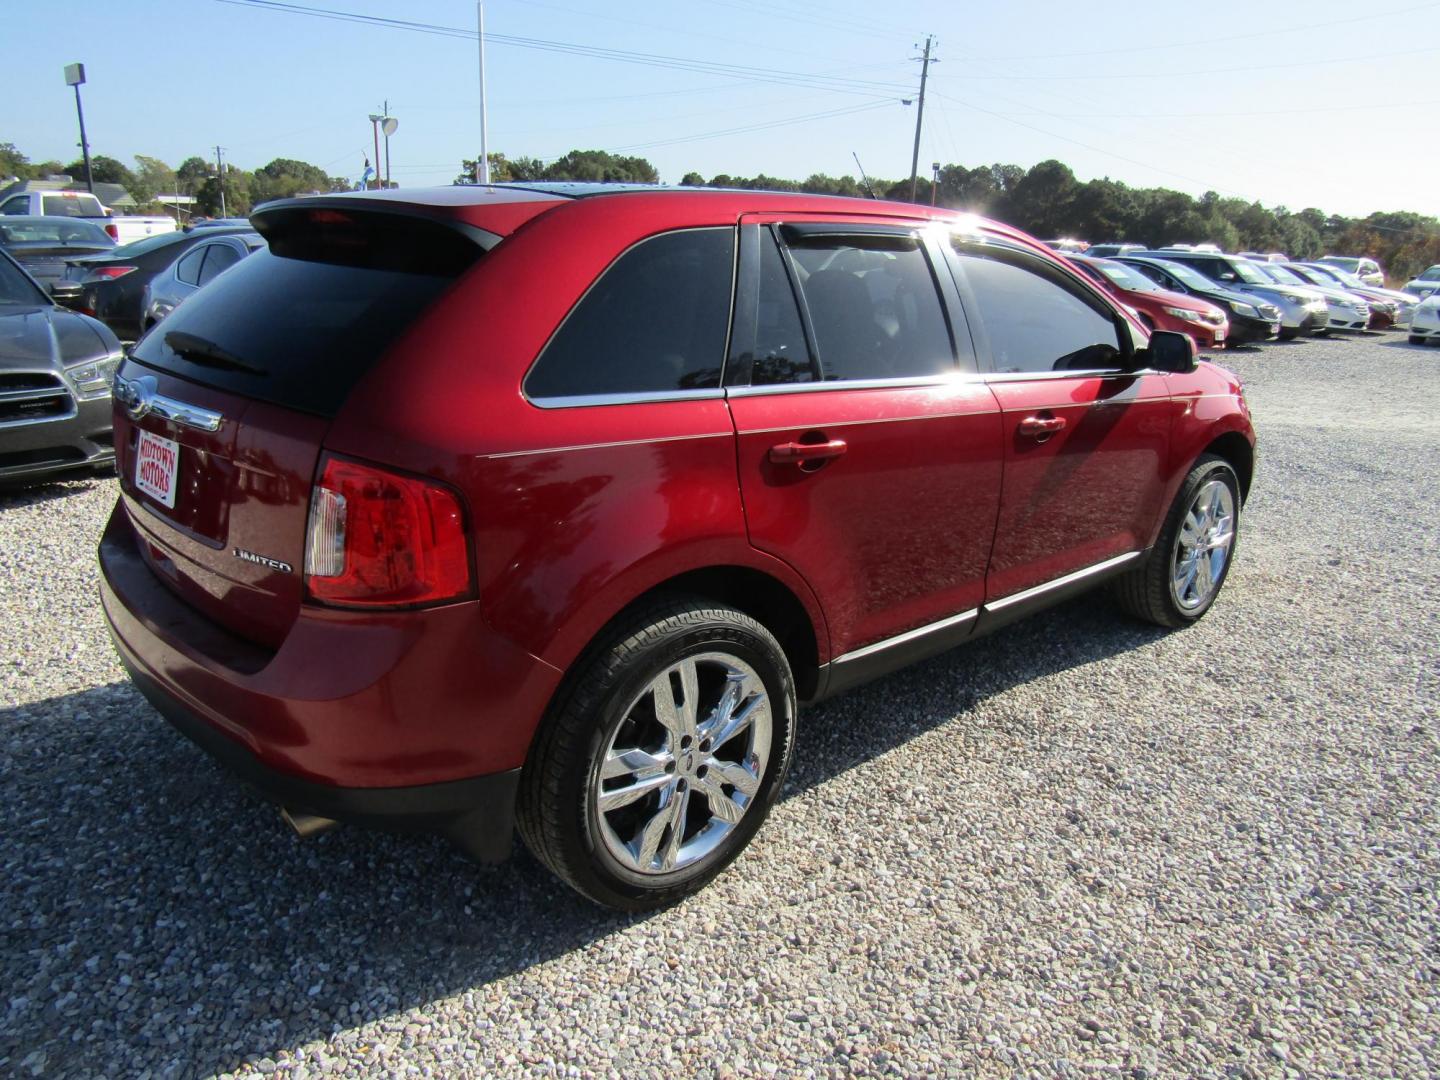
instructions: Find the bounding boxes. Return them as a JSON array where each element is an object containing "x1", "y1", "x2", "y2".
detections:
[
  {"x1": 1205, "y1": 432, "x2": 1254, "y2": 502},
  {"x1": 618, "y1": 567, "x2": 821, "y2": 700}
]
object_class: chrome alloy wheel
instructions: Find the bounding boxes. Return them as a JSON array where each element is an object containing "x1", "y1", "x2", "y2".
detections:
[
  {"x1": 1171, "y1": 478, "x2": 1236, "y2": 611},
  {"x1": 593, "y1": 652, "x2": 772, "y2": 876}
]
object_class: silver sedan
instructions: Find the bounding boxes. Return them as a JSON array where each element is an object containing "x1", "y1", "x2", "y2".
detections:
[{"x1": 141, "y1": 232, "x2": 265, "y2": 332}]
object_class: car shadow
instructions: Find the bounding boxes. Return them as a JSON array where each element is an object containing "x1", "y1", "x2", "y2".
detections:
[
  {"x1": 0, "y1": 595, "x2": 1164, "y2": 1076},
  {"x1": 0, "y1": 473, "x2": 113, "y2": 509}
]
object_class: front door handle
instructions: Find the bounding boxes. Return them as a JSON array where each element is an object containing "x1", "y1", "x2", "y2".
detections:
[
  {"x1": 768, "y1": 439, "x2": 848, "y2": 465},
  {"x1": 1018, "y1": 414, "x2": 1067, "y2": 441}
]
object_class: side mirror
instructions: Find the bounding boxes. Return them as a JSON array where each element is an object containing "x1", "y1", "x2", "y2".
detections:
[
  {"x1": 1140, "y1": 330, "x2": 1196, "y2": 374},
  {"x1": 48, "y1": 281, "x2": 83, "y2": 307}
]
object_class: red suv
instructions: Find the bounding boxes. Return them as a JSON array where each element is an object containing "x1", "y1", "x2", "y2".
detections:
[{"x1": 99, "y1": 186, "x2": 1255, "y2": 910}]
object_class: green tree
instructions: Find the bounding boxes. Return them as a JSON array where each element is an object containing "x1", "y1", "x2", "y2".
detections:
[
  {"x1": 679, "y1": 171, "x2": 706, "y2": 187},
  {"x1": 543, "y1": 149, "x2": 658, "y2": 184},
  {"x1": 453, "y1": 151, "x2": 547, "y2": 184},
  {"x1": 130, "y1": 155, "x2": 176, "y2": 205},
  {"x1": 64, "y1": 154, "x2": 135, "y2": 189},
  {"x1": 197, "y1": 166, "x2": 251, "y2": 216},
  {"x1": 251, "y1": 157, "x2": 340, "y2": 202},
  {"x1": 0, "y1": 142, "x2": 32, "y2": 180}
]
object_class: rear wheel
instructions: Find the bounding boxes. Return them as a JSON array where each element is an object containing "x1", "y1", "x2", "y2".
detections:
[
  {"x1": 1410, "y1": 335, "x2": 1426, "y2": 345},
  {"x1": 1112, "y1": 454, "x2": 1240, "y2": 628},
  {"x1": 517, "y1": 597, "x2": 797, "y2": 910}
]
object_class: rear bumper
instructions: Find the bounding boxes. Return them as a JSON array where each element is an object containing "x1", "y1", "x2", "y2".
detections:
[{"x1": 98, "y1": 500, "x2": 564, "y2": 858}]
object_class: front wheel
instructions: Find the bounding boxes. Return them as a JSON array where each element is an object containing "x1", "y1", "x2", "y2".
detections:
[
  {"x1": 1411, "y1": 335, "x2": 1426, "y2": 345},
  {"x1": 1112, "y1": 454, "x2": 1241, "y2": 628},
  {"x1": 517, "y1": 597, "x2": 797, "y2": 911}
]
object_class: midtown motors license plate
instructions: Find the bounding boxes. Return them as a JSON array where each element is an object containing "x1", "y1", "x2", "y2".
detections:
[{"x1": 135, "y1": 429, "x2": 179, "y2": 508}]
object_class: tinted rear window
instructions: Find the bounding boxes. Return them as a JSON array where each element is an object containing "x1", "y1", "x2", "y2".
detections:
[{"x1": 129, "y1": 212, "x2": 482, "y2": 417}]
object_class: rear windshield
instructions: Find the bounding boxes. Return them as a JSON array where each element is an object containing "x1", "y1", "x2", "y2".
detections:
[
  {"x1": 0, "y1": 219, "x2": 110, "y2": 245},
  {"x1": 41, "y1": 194, "x2": 106, "y2": 218},
  {"x1": 129, "y1": 211, "x2": 484, "y2": 417}
]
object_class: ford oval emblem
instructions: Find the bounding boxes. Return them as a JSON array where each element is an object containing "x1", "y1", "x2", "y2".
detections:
[{"x1": 114, "y1": 374, "x2": 158, "y2": 422}]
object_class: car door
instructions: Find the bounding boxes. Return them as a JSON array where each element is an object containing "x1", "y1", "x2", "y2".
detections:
[
  {"x1": 726, "y1": 218, "x2": 1004, "y2": 687},
  {"x1": 943, "y1": 235, "x2": 1172, "y2": 606}
]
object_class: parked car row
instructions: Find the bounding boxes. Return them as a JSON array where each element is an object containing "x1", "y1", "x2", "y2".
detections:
[{"x1": 1057, "y1": 244, "x2": 1432, "y2": 353}]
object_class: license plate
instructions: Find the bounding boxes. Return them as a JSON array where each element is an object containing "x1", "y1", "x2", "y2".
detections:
[
  {"x1": 135, "y1": 429, "x2": 180, "y2": 508},
  {"x1": 1215, "y1": 330, "x2": 1226, "y2": 342}
]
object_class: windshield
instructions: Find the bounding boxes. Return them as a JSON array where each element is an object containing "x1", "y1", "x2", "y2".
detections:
[
  {"x1": 1261, "y1": 265, "x2": 1307, "y2": 286},
  {"x1": 1227, "y1": 259, "x2": 1270, "y2": 285},
  {"x1": 1321, "y1": 257, "x2": 1361, "y2": 274},
  {"x1": 1312, "y1": 265, "x2": 1364, "y2": 288},
  {"x1": 0, "y1": 253, "x2": 48, "y2": 305},
  {"x1": 1095, "y1": 260, "x2": 1160, "y2": 292},
  {"x1": 1141, "y1": 259, "x2": 1215, "y2": 291},
  {"x1": 1419, "y1": 266, "x2": 1440, "y2": 281}
]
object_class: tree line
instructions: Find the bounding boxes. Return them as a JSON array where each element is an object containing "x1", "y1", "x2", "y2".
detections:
[
  {"x1": 1, "y1": 142, "x2": 350, "y2": 216},
  {"x1": 468, "y1": 149, "x2": 1440, "y2": 282},
  {"x1": 7, "y1": 139, "x2": 1435, "y2": 280}
]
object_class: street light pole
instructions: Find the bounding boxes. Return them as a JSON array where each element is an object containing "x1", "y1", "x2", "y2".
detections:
[
  {"x1": 63, "y1": 63, "x2": 93, "y2": 193},
  {"x1": 213, "y1": 145, "x2": 227, "y2": 217},
  {"x1": 368, "y1": 114, "x2": 382, "y2": 191}
]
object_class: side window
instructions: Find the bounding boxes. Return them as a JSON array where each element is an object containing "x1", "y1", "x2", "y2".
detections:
[
  {"x1": 197, "y1": 243, "x2": 241, "y2": 286},
  {"x1": 951, "y1": 242, "x2": 1123, "y2": 374},
  {"x1": 784, "y1": 233, "x2": 955, "y2": 382},
  {"x1": 175, "y1": 248, "x2": 205, "y2": 286},
  {"x1": 1, "y1": 197, "x2": 28, "y2": 215},
  {"x1": 751, "y1": 230, "x2": 816, "y2": 385},
  {"x1": 526, "y1": 228, "x2": 734, "y2": 400}
]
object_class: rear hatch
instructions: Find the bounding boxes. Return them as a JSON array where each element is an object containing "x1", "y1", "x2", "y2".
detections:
[{"x1": 113, "y1": 203, "x2": 492, "y2": 648}]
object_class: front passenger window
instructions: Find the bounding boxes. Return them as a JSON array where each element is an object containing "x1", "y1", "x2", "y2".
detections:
[{"x1": 950, "y1": 242, "x2": 1123, "y2": 374}]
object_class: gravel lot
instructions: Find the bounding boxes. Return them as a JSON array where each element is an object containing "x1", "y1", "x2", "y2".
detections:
[{"x1": 2, "y1": 331, "x2": 1437, "y2": 1078}]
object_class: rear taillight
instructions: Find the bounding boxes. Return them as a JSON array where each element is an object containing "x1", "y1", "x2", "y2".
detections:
[
  {"x1": 85, "y1": 265, "x2": 137, "y2": 281},
  {"x1": 303, "y1": 456, "x2": 472, "y2": 608},
  {"x1": 104, "y1": 223, "x2": 119, "y2": 240}
]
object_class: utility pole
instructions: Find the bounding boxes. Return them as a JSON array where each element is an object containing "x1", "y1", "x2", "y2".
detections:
[
  {"x1": 476, "y1": 1, "x2": 490, "y2": 183},
  {"x1": 931, "y1": 161, "x2": 941, "y2": 207},
  {"x1": 213, "y1": 145, "x2": 227, "y2": 217},
  {"x1": 383, "y1": 99, "x2": 392, "y2": 188},
  {"x1": 908, "y1": 36, "x2": 935, "y2": 204}
]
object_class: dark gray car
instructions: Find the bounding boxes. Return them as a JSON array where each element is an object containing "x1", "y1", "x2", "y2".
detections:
[
  {"x1": 0, "y1": 249, "x2": 123, "y2": 485},
  {"x1": 141, "y1": 232, "x2": 265, "y2": 330},
  {"x1": 0, "y1": 216, "x2": 115, "y2": 289}
]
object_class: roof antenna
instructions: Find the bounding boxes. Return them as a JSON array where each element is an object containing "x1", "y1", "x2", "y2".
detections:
[{"x1": 852, "y1": 152, "x2": 877, "y2": 199}]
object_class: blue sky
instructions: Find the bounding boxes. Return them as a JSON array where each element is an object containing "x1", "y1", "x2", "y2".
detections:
[{"x1": 6, "y1": 0, "x2": 1438, "y2": 218}]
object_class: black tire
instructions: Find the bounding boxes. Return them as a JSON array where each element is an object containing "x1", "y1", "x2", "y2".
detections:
[
  {"x1": 1410, "y1": 335, "x2": 1426, "y2": 345},
  {"x1": 1112, "y1": 454, "x2": 1241, "y2": 628},
  {"x1": 1277, "y1": 327, "x2": 1298, "y2": 340},
  {"x1": 516, "y1": 596, "x2": 797, "y2": 911}
]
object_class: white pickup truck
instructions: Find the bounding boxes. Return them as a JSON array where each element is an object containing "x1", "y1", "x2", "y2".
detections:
[{"x1": 0, "y1": 189, "x2": 176, "y2": 245}]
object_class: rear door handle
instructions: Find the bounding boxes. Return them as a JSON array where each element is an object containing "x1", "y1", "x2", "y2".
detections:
[
  {"x1": 1017, "y1": 414, "x2": 1067, "y2": 440},
  {"x1": 768, "y1": 439, "x2": 848, "y2": 465}
]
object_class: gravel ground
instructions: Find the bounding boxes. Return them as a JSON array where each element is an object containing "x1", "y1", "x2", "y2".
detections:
[{"x1": 2, "y1": 331, "x2": 1437, "y2": 1078}]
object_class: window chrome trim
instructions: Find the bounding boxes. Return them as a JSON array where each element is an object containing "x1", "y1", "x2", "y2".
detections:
[
  {"x1": 726, "y1": 372, "x2": 975, "y2": 398},
  {"x1": 983, "y1": 551, "x2": 1142, "y2": 614},
  {"x1": 830, "y1": 607, "x2": 979, "y2": 667},
  {"x1": 525, "y1": 387, "x2": 726, "y2": 410},
  {"x1": 981, "y1": 368, "x2": 1151, "y2": 383}
]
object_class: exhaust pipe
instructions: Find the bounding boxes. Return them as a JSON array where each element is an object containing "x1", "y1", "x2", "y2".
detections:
[{"x1": 280, "y1": 807, "x2": 339, "y2": 839}]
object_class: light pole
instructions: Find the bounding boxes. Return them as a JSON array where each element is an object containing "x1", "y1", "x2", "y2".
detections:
[
  {"x1": 381, "y1": 105, "x2": 397, "y2": 189},
  {"x1": 63, "y1": 63, "x2": 93, "y2": 193},
  {"x1": 367, "y1": 114, "x2": 382, "y2": 190},
  {"x1": 476, "y1": 0, "x2": 490, "y2": 183},
  {"x1": 931, "y1": 162, "x2": 941, "y2": 207}
]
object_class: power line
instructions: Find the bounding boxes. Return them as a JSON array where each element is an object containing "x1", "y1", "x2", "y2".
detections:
[
  {"x1": 973, "y1": 0, "x2": 1440, "y2": 62},
  {"x1": 215, "y1": 0, "x2": 913, "y2": 98},
  {"x1": 927, "y1": 43, "x2": 1440, "y2": 81}
]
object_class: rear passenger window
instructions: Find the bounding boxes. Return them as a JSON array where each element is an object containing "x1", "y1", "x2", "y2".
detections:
[
  {"x1": 784, "y1": 234, "x2": 954, "y2": 382},
  {"x1": 198, "y1": 243, "x2": 241, "y2": 285},
  {"x1": 176, "y1": 248, "x2": 205, "y2": 286},
  {"x1": 751, "y1": 231, "x2": 817, "y2": 385},
  {"x1": 526, "y1": 228, "x2": 734, "y2": 400},
  {"x1": 950, "y1": 242, "x2": 1123, "y2": 374}
]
